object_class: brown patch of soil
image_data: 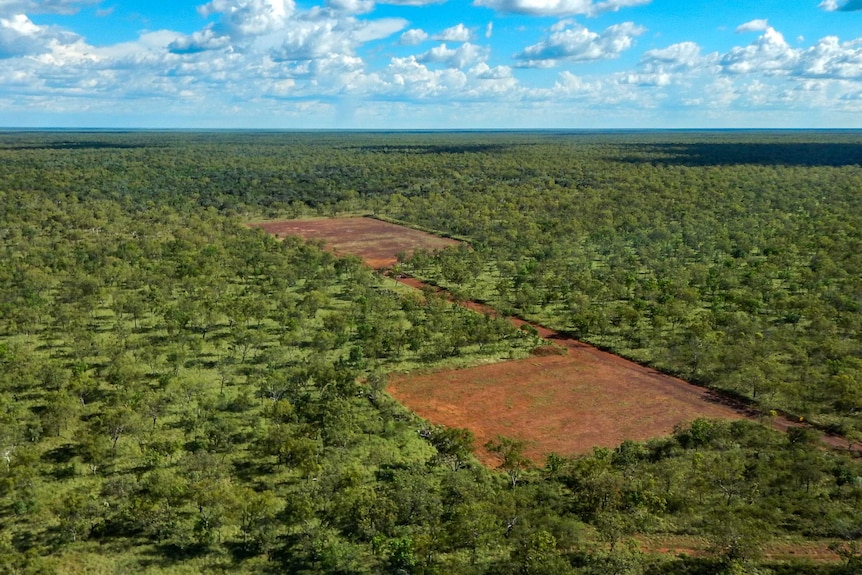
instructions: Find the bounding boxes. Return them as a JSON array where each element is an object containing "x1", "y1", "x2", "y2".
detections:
[
  {"x1": 253, "y1": 218, "x2": 861, "y2": 462},
  {"x1": 388, "y1": 342, "x2": 747, "y2": 465},
  {"x1": 390, "y1": 276, "x2": 862, "y2": 460},
  {"x1": 250, "y1": 217, "x2": 460, "y2": 269},
  {"x1": 638, "y1": 534, "x2": 845, "y2": 563},
  {"x1": 388, "y1": 276, "x2": 747, "y2": 464}
]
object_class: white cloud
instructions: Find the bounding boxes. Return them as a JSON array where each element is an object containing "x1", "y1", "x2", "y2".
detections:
[
  {"x1": 93, "y1": 30, "x2": 184, "y2": 62},
  {"x1": 385, "y1": 55, "x2": 469, "y2": 98},
  {"x1": 324, "y1": 0, "x2": 446, "y2": 11},
  {"x1": 434, "y1": 23, "x2": 472, "y2": 42},
  {"x1": 840, "y1": 87, "x2": 862, "y2": 100},
  {"x1": 417, "y1": 42, "x2": 489, "y2": 68},
  {"x1": 619, "y1": 71, "x2": 670, "y2": 86},
  {"x1": 820, "y1": 0, "x2": 862, "y2": 11},
  {"x1": 198, "y1": 0, "x2": 295, "y2": 38},
  {"x1": 400, "y1": 28, "x2": 428, "y2": 45},
  {"x1": 358, "y1": 17, "x2": 408, "y2": 41},
  {"x1": 719, "y1": 27, "x2": 862, "y2": 81},
  {"x1": 0, "y1": 1, "x2": 100, "y2": 16},
  {"x1": 798, "y1": 36, "x2": 862, "y2": 79},
  {"x1": 326, "y1": 0, "x2": 375, "y2": 13},
  {"x1": 7, "y1": 1, "x2": 862, "y2": 127},
  {"x1": 168, "y1": 26, "x2": 232, "y2": 54},
  {"x1": 515, "y1": 20, "x2": 645, "y2": 67},
  {"x1": 472, "y1": 0, "x2": 651, "y2": 17},
  {"x1": 381, "y1": 53, "x2": 524, "y2": 102},
  {"x1": 640, "y1": 41, "x2": 719, "y2": 74},
  {"x1": 272, "y1": 20, "x2": 355, "y2": 61},
  {"x1": 272, "y1": 16, "x2": 406, "y2": 61},
  {"x1": 545, "y1": 70, "x2": 603, "y2": 98},
  {"x1": 736, "y1": 19, "x2": 769, "y2": 33},
  {"x1": 0, "y1": 13, "x2": 79, "y2": 58},
  {"x1": 473, "y1": 61, "x2": 511, "y2": 79},
  {"x1": 721, "y1": 27, "x2": 799, "y2": 75},
  {"x1": 721, "y1": 28, "x2": 862, "y2": 81}
]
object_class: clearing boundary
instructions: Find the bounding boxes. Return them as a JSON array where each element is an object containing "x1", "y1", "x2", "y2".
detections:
[
  {"x1": 255, "y1": 216, "x2": 859, "y2": 463},
  {"x1": 250, "y1": 216, "x2": 460, "y2": 269}
]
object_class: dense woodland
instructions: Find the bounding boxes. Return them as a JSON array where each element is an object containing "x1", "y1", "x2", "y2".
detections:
[{"x1": 1, "y1": 130, "x2": 862, "y2": 574}]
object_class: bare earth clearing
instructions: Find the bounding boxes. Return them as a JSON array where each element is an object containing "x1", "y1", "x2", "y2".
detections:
[
  {"x1": 255, "y1": 217, "x2": 763, "y2": 464},
  {"x1": 250, "y1": 216, "x2": 460, "y2": 269},
  {"x1": 390, "y1": 277, "x2": 746, "y2": 463}
]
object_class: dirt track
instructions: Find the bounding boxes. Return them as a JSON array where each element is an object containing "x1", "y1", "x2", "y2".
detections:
[
  {"x1": 255, "y1": 217, "x2": 860, "y2": 462},
  {"x1": 388, "y1": 278, "x2": 752, "y2": 463}
]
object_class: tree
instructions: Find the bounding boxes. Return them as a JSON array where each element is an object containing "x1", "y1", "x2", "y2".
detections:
[
  {"x1": 236, "y1": 487, "x2": 282, "y2": 554},
  {"x1": 486, "y1": 436, "x2": 531, "y2": 488},
  {"x1": 428, "y1": 426, "x2": 475, "y2": 471},
  {"x1": 511, "y1": 529, "x2": 574, "y2": 575}
]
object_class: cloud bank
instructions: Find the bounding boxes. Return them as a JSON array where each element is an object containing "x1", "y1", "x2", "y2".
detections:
[{"x1": 2, "y1": 0, "x2": 862, "y2": 127}]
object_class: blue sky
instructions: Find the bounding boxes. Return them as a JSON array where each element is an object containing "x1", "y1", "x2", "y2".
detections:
[{"x1": 2, "y1": 0, "x2": 862, "y2": 128}]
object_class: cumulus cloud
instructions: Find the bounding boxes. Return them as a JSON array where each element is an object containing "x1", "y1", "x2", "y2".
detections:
[
  {"x1": 0, "y1": 13, "x2": 80, "y2": 58},
  {"x1": 640, "y1": 41, "x2": 718, "y2": 73},
  {"x1": 721, "y1": 27, "x2": 799, "y2": 75},
  {"x1": 820, "y1": 0, "x2": 862, "y2": 11},
  {"x1": 382, "y1": 53, "x2": 521, "y2": 102},
  {"x1": 385, "y1": 55, "x2": 469, "y2": 98},
  {"x1": 325, "y1": 0, "x2": 447, "y2": 10},
  {"x1": 434, "y1": 23, "x2": 472, "y2": 42},
  {"x1": 718, "y1": 26, "x2": 862, "y2": 81},
  {"x1": 473, "y1": 0, "x2": 651, "y2": 17},
  {"x1": 736, "y1": 19, "x2": 769, "y2": 33},
  {"x1": 271, "y1": 16, "x2": 406, "y2": 61},
  {"x1": 7, "y1": 0, "x2": 862, "y2": 126},
  {"x1": 0, "y1": 13, "x2": 45, "y2": 56},
  {"x1": 473, "y1": 61, "x2": 511, "y2": 79},
  {"x1": 0, "y1": 0, "x2": 100, "y2": 16},
  {"x1": 326, "y1": 0, "x2": 375, "y2": 13},
  {"x1": 798, "y1": 35, "x2": 862, "y2": 79},
  {"x1": 198, "y1": 0, "x2": 295, "y2": 38},
  {"x1": 417, "y1": 42, "x2": 489, "y2": 68},
  {"x1": 400, "y1": 28, "x2": 428, "y2": 45},
  {"x1": 379, "y1": 0, "x2": 447, "y2": 4},
  {"x1": 544, "y1": 70, "x2": 605, "y2": 99},
  {"x1": 168, "y1": 26, "x2": 232, "y2": 54},
  {"x1": 515, "y1": 20, "x2": 645, "y2": 67}
]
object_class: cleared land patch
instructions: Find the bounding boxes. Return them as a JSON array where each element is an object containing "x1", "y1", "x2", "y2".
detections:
[
  {"x1": 250, "y1": 216, "x2": 460, "y2": 269},
  {"x1": 257, "y1": 217, "x2": 753, "y2": 464},
  {"x1": 387, "y1": 339, "x2": 745, "y2": 465}
]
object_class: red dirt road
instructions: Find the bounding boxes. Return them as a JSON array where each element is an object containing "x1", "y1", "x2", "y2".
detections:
[
  {"x1": 255, "y1": 217, "x2": 859, "y2": 463},
  {"x1": 390, "y1": 276, "x2": 750, "y2": 463},
  {"x1": 250, "y1": 217, "x2": 460, "y2": 269}
]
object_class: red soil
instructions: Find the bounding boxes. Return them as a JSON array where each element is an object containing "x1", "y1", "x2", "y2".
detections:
[
  {"x1": 387, "y1": 324, "x2": 746, "y2": 465},
  {"x1": 389, "y1": 276, "x2": 747, "y2": 463},
  {"x1": 255, "y1": 217, "x2": 860, "y2": 464},
  {"x1": 250, "y1": 217, "x2": 460, "y2": 269}
]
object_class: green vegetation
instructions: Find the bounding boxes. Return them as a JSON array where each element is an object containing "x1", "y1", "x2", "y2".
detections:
[
  {"x1": 2, "y1": 130, "x2": 862, "y2": 573},
  {"x1": 386, "y1": 132, "x2": 862, "y2": 436}
]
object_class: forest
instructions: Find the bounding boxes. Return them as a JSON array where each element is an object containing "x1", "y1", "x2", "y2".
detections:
[{"x1": 1, "y1": 130, "x2": 861, "y2": 574}]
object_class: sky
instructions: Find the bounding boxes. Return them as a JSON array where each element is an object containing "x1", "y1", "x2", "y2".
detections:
[{"x1": 2, "y1": 0, "x2": 862, "y2": 129}]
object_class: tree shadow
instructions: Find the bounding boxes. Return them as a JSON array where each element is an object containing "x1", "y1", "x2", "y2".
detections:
[
  {"x1": 614, "y1": 142, "x2": 862, "y2": 167},
  {"x1": 0, "y1": 140, "x2": 148, "y2": 151},
  {"x1": 41, "y1": 443, "x2": 78, "y2": 464},
  {"x1": 350, "y1": 143, "x2": 513, "y2": 155}
]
